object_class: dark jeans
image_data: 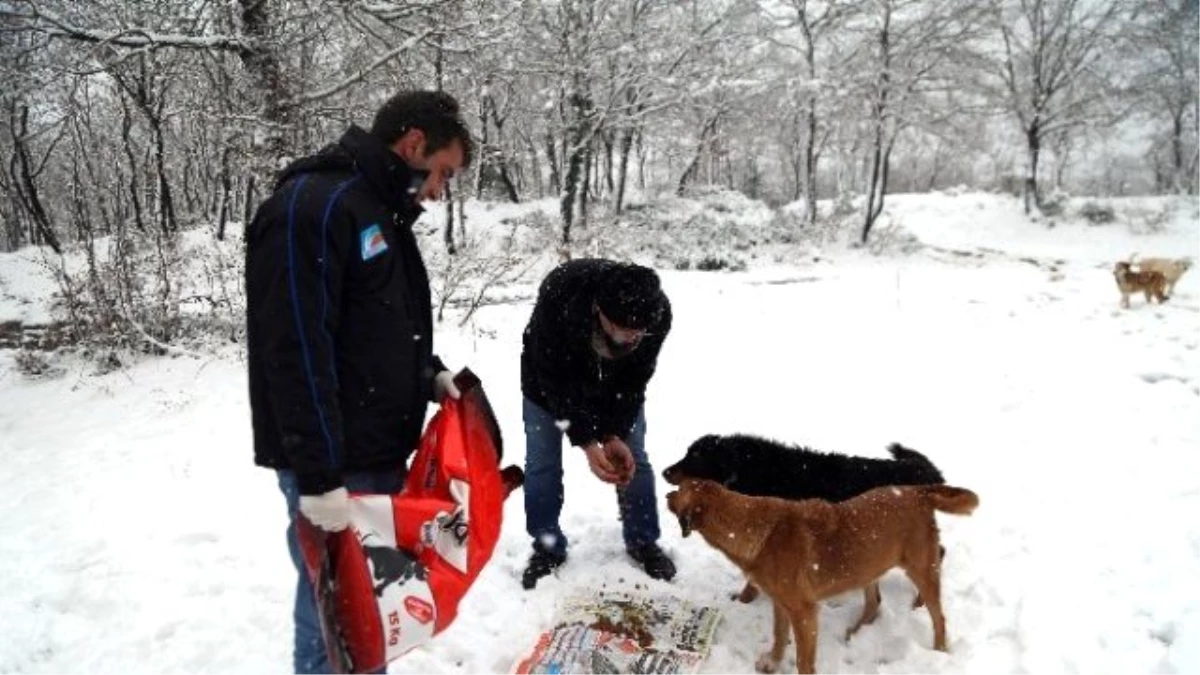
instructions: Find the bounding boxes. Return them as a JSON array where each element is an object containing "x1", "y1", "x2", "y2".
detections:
[
  {"x1": 277, "y1": 469, "x2": 405, "y2": 674},
  {"x1": 522, "y1": 397, "x2": 660, "y2": 558}
]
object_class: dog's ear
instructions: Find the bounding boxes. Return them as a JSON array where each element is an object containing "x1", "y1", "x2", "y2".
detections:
[{"x1": 499, "y1": 465, "x2": 525, "y2": 498}]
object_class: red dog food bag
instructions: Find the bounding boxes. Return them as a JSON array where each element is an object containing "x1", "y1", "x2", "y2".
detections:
[{"x1": 297, "y1": 370, "x2": 513, "y2": 673}]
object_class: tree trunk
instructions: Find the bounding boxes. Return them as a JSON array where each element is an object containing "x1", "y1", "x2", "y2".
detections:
[
  {"x1": 545, "y1": 131, "x2": 561, "y2": 196},
  {"x1": 1024, "y1": 120, "x2": 1041, "y2": 216},
  {"x1": 118, "y1": 97, "x2": 147, "y2": 235},
  {"x1": 861, "y1": 3, "x2": 894, "y2": 245},
  {"x1": 474, "y1": 85, "x2": 490, "y2": 197},
  {"x1": 8, "y1": 105, "x2": 62, "y2": 253},
  {"x1": 580, "y1": 139, "x2": 593, "y2": 229},
  {"x1": 803, "y1": 101, "x2": 819, "y2": 226},
  {"x1": 151, "y1": 114, "x2": 177, "y2": 233},
  {"x1": 677, "y1": 115, "x2": 720, "y2": 196},
  {"x1": 237, "y1": 0, "x2": 292, "y2": 184},
  {"x1": 444, "y1": 183, "x2": 457, "y2": 255},
  {"x1": 559, "y1": 87, "x2": 591, "y2": 247},
  {"x1": 243, "y1": 175, "x2": 257, "y2": 229},
  {"x1": 861, "y1": 120, "x2": 886, "y2": 245},
  {"x1": 560, "y1": 144, "x2": 581, "y2": 246},
  {"x1": 216, "y1": 144, "x2": 232, "y2": 241},
  {"x1": 524, "y1": 135, "x2": 544, "y2": 198},
  {"x1": 1171, "y1": 109, "x2": 1185, "y2": 194},
  {"x1": 603, "y1": 132, "x2": 614, "y2": 196},
  {"x1": 615, "y1": 127, "x2": 635, "y2": 213},
  {"x1": 560, "y1": 135, "x2": 584, "y2": 246},
  {"x1": 926, "y1": 140, "x2": 944, "y2": 192},
  {"x1": 637, "y1": 131, "x2": 646, "y2": 190}
]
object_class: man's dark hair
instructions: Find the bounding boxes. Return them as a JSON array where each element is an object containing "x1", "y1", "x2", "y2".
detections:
[
  {"x1": 596, "y1": 263, "x2": 665, "y2": 329},
  {"x1": 371, "y1": 90, "x2": 474, "y2": 167}
]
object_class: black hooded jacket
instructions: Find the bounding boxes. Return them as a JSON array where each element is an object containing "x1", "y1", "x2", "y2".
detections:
[
  {"x1": 521, "y1": 259, "x2": 672, "y2": 448},
  {"x1": 245, "y1": 126, "x2": 444, "y2": 495}
]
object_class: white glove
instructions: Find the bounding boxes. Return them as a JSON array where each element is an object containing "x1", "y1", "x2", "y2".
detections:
[
  {"x1": 433, "y1": 370, "x2": 461, "y2": 402},
  {"x1": 299, "y1": 487, "x2": 350, "y2": 532}
]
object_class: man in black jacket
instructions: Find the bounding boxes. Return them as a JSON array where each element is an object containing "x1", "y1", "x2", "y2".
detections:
[
  {"x1": 245, "y1": 90, "x2": 472, "y2": 673},
  {"x1": 520, "y1": 259, "x2": 675, "y2": 589}
]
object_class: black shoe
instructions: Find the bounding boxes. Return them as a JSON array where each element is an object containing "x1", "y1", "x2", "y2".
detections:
[
  {"x1": 628, "y1": 543, "x2": 676, "y2": 581},
  {"x1": 522, "y1": 549, "x2": 566, "y2": 590}
]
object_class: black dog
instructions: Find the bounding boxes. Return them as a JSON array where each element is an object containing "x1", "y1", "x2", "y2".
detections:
[
  {"x1": 662, "y1": 434, "x2": 946, "y2": 602},
  {"x1": 662, "y1": 434, "x2": 944, "y2": 499}
]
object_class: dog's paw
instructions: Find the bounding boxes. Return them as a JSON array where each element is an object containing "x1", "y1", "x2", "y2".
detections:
[
  {"x1": 755, "y1": 654, "x2": 780, "y2": 674},
  {"x1": 733, "y1": 583, "x2": 760, "y2": 603}
]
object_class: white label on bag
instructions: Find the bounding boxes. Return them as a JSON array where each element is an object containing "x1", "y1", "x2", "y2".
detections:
[
  {"x1": 349, "y1": 496, "x2": 437, "y2": 661},
  {"x1": 418, "y1": 478, "x2": 470, "y2": 573}
]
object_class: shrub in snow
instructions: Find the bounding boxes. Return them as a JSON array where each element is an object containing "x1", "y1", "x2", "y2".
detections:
[
  {"x1": 33, "y1": 224, "x2": 247, "y2": 366},
  {"x1": 1041, "y1": 189, "x2": 1069, "y2": 217},
  {"x1": 1078, "y1": 201, "x2": 1116, "y2": 225},
  {"x1": 1122, "y1": 202, "x2": 1173, "y2": 235},
  {"x1": 864, "y1": 217, "x2": 923, "y2": 256},
  {"x1": 14, "y1": 349, "x2": 63, "y2": 379},
  {"x1": 425, "y1": 218, "x2": 545, "y2": 327},
  {"x1": 695, "y1": 255, "x2": 747, "y2": 272},
  {"x1": 602, "y1": 188, "x2": 813, "y2": 269}
]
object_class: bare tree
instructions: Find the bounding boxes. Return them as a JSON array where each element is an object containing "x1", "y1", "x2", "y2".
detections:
[
  {"x1": 1127, "y1": 0, "x2": 1199, "y2": 195},
  {"x1": 987, "y1": 0, "x2": 1126, "y2": 215},
  {"x1": 850, "y1": 0, "x2": 986, "y2": 243},
  {"x1": 766, "y1": 0, "x2": 858, "y2": 225}
]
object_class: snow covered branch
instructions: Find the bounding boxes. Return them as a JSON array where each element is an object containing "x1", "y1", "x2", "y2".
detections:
[
  {"x1": 0, "y1": 2, "x2": 253, "y2": 54},
  {"x1": 285, "y1": 27, "x2": 440, "y2": 109}
]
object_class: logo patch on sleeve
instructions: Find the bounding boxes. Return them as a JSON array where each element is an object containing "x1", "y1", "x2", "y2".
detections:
[{"x1": 361, "y1": 224, "x2": 389, "y2": 261}]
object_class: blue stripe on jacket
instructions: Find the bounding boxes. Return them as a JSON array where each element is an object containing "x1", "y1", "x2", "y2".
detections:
[
  {"x1": 319, "y1": 175, "x2": 361, "y2": 389},
  {"x1": 285, "y1": 174, "x2": 338, "y2": 469}
]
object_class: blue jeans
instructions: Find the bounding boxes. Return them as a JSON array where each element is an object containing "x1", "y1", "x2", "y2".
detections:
[
  {"x1": 277, "y1": 469, "x2": 406, "y2": 674},
  {"x1": 522, "y1": 397, "x2": 660, "y2": 558}
]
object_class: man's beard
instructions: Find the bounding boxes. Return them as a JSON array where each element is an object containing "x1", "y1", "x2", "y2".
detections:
[{"x1": 591, "y1": 315, "x2": 640, "y2": 359}]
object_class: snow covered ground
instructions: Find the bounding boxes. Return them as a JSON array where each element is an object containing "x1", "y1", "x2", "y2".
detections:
[{"x1": 1, "y1": 193, "x2": 1198, "y2": 673}]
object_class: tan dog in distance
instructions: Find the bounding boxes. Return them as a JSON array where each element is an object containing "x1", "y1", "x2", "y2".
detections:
[
  {"x1": 1114, "y1": 261, "x2": 1169, "y2": 309},
  {"x1": 1134, "y1": 257, "x2": 1191, "y2": 295},
  {"x1": 667, "y1": 479, "x2": 978, "y2": 674}
]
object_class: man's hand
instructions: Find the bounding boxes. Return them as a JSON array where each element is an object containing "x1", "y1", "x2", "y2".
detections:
[
  {"x1": 433, "y1": 370, "x2": 461, "y2": 403},
  {"x1": 584, "y1": 442, "x2": 623, "y2": 484},
  {"x1": 603, "y1": 437, "x2": 635, "y2": 485},
  {"x1": 585, "y1": 438, "x2": 634, "y2": 485},
  {"x1": 299, "y1": 487, "x2": 350, "y2": 532}
]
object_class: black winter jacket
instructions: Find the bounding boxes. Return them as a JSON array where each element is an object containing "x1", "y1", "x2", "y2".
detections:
[
  {"x1": 245, "y1": 126, "x2": 444, "y2": 495},
  {"x1": 520, "y1": 259, "x2": 672, "y2": 448}
]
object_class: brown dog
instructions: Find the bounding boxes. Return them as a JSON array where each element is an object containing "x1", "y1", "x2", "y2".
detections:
[
  {"x1": 1135, "y1": 257, "x2": 1192, "y2": 295},
  {"x1": 667, "y1": 479, "x2": 978, "y2": 674},
  {"x1": 1114, "y1": 261, "x2": 1169, "y2": 309}
]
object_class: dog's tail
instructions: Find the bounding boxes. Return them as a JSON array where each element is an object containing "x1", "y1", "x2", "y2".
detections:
[
  {"x1": 919, "y1": 485, "x2": 979, "y2": 515},
  {"x1": 887, "y1": 443, "x2": 946, "y2": 484}
]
